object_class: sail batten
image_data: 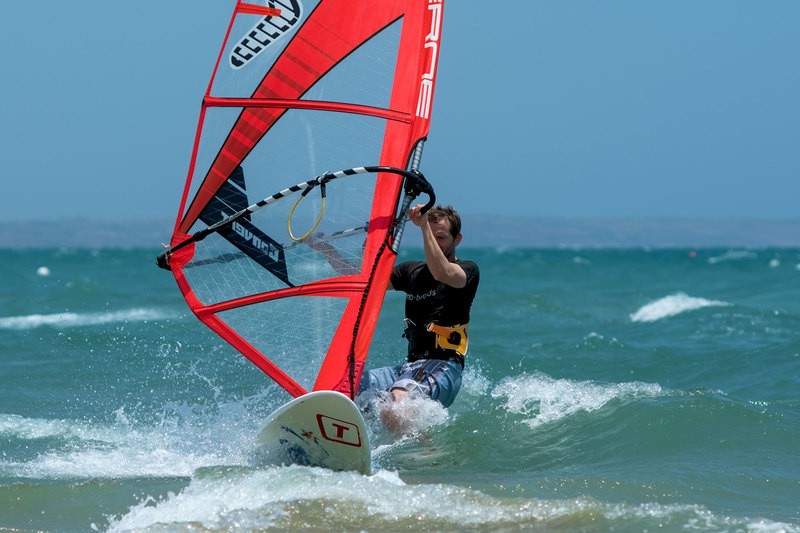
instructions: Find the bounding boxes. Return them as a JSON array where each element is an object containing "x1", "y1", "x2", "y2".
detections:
[
  {"x1": 162, "y1": 0, "x2": 444, "y2": 399},
  {"x1": 202, "y1": 97, "x2": 413, "y2": 122}
]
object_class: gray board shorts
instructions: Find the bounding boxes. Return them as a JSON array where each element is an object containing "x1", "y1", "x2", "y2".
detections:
[{"x1": 358, "y1": 358, "x2": 462, "y2": 407}]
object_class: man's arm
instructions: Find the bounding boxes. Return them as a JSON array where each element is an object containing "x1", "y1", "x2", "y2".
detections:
[{"x1": 409, "y1": 205, "x2": 467, "y2": 288}]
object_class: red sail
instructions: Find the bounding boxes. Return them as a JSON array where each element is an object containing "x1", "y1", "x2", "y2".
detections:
[{"x1": 165, "y1": 0, "x2": 444, "y2": 398}]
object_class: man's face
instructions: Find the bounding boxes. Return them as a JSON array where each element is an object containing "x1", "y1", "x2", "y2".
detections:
[{"x1": 430, "y1": 219, "x2": 460, "y2": 259}]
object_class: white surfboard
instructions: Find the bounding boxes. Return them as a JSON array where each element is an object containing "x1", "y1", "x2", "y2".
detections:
[{"x1": 255, "y1": 390, "x2": 371, "y2": 475}]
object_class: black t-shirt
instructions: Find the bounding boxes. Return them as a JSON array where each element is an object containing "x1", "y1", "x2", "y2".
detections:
[{"x1": 390, "y1": 259, "x2": 480, "y2": 362}]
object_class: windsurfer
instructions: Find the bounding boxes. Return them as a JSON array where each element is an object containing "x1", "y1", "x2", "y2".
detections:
[{"x1": 359, "y1": 204, "x2": 480, "y2": 431}]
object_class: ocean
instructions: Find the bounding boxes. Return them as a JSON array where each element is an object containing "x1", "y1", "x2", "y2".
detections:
[{"x1": 1, "y1": 246, "x2": 798, "y2": 532}]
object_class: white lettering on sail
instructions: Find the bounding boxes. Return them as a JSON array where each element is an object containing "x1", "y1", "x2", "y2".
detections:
[
  {"x1": 232, "y1": 221, "x2": 281, "y2": 261},
  {"x1": 415, "y1": 0, "x2": 443, "y2": 119}
]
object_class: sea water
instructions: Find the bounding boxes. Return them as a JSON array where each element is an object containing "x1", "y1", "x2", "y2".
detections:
[{"x1": 1, "y1": 247, "x2": 798, "y2": 532}]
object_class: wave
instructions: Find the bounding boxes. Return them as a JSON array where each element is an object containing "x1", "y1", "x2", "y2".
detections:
[
  {"x1": 0, "y1": 410, "x2": 244, "y2": 479},
  {"x1": 0, "y1": 307, "x2": 178, "y2": 330},
  {"x1": 106, "y1": 465, "x2": 797, "y2": 533},
  {"x1": 0, "y1": 413, "x2": 76, "y2": 440},
  {"x1": 0, "y1": 387, "x2": 277, "y2": 480},
  {"x1": 491, "y1": 372, "x2": 664, "y2": 429},
  {"x1": 707, "y1": 250, "x2": 757, "y2": 264},
  {"x1": 630, "y1": 292, "x2": 729, "y2": 323},
  {"x1": 5, "y1": 384, "x2": 797, "y2": 533}
]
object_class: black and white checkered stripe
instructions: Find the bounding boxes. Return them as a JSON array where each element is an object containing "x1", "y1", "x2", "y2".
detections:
[{"x1": 157, "y1": 165, "x2": 433, "y2": 269}]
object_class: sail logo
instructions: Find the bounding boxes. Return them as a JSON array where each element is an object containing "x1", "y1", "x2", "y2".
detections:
[
  {"x1": 230, "y1": 0, "x2": 303, "y2": 70},
  {"x1": 415, "y1": 0, "x2": 443, "y2": 119},
  {"x1": 316, "y1": 414, "x2": 363, "y2": 447},
  {"x1": 230, "y1": 220, "x2": 281, "y2": 261}
]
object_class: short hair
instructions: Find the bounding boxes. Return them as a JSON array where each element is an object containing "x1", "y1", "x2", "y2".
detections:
[{"x1": 427, "y1": 205, "x2": 461, "y2": 238}]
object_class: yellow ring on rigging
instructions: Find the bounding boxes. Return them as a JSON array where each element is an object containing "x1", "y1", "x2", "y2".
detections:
[{"x1": 287, "y1": 186, "x2": 326, "y2": 241}]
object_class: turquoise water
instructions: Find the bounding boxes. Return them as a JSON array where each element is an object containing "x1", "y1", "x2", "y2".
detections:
[{"x1": 1, "y1": 247, "x2": 799, "y2": 532}]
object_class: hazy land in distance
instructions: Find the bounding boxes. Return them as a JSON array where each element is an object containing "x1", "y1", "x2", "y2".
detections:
[{"x1": 1, "y1": 216, "x2": 798, "y2": 250}]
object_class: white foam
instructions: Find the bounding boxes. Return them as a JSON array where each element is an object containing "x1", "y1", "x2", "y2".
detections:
[
  {"x1": 379, "y1": 395, "x2": 450, "y2": 436},
  {"x1": 630, "y1": 292, "x2": 729, "y2": 323},
  {"x1": 0, "y1": 388, "x2": 276, "y2": 480},
  {"x1": 492, "y1": 373, "x2": 664, "y2": 429},
  {"x1": 358, "y1": 393, "x2": 450, "y2": 442},
  {"x1": 105, "y1": 464, "x2": 799, "y2": 533},
  {"x1": 0, "y1": 411, "x2": 239, "y2": 479},
  {"x1": 0, "y1": 413, "x2": 76, "y2": 440},
  {"x1": 707, "y1": 250, "x2": 756, "y2": 264},
  {"x1": 460, "y1": 364, "x2": 492, "y2": 398},
  {"x1": 15, "y1": 441, "x2": 213, "y2": 480},
  {"x1": 106, "y1": 466, "x2": 558, "y2": 531},
  {"x1": 0, "y1": 307, "x2": 177, "y2": 330}
]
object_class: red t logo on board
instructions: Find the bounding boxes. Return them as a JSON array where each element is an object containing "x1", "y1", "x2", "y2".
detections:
[{"x1": 316, "y1": 414, "x2": 362, "y2": 447}]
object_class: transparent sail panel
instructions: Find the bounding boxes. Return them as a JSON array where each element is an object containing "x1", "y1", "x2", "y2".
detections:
[
  {"x1": 212, "y1": 4, "x2": 401, "y2": 112},
  {"x1": 218, "y1": 296, "x2": 347, "y2": 391},
  {"x1": 182, "y1": 108, "x2": 388, "y2": 304},
  {"x1": 301, "y1": 19, "x2": 401, "y2": 108}
]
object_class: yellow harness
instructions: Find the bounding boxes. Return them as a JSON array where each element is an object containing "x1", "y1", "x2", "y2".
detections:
[{"x1": 426, "y1": 323, "x2": 469, "y2": 357}]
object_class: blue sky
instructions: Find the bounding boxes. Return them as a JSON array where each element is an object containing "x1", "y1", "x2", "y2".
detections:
[{"x1": 1, "y1": 1, "x2": 798, "y2": 222}]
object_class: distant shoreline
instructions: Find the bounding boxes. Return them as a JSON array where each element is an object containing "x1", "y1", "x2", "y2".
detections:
[{"x1": 1, "y1": 216, "x2": 798, "y2": 249}]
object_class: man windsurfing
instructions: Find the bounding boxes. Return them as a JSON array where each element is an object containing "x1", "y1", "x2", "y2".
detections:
[{"x1": 359, "y1": 204, "x2": 479, "y2": 432}]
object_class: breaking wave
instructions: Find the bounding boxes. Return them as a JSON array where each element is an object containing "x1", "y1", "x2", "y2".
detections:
[
  {"x1": 630, "y1": 292, "x2": 729, "y2": 323},
  {"x1": 0, "y1": 308, "x2": 177, "y2": 330}
]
